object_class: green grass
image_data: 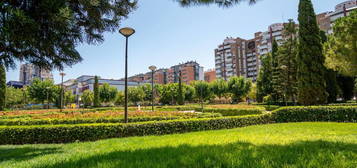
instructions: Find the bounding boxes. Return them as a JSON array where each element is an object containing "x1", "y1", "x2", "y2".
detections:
[{"x1": 1, "y1": 122, "x2": 357, "y2": 168}]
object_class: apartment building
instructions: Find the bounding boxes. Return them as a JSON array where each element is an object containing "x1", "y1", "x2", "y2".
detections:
[
  {"x1": 19, "y1": 63, "x2": 53, "y2": 85},
  {"x1": 317, "y1": 0, "x2": 357, "y2": 34},
  {"x1": 167, "y1": 61, "x2": 204, "y2": 84},
  {"x1": 127, "y1": 68, "x2": 168, "y2": 84},
  {"x1": 214, "y1": 23, "x2": 285, "y2": 82},
  {"x1": 214, "y1": 37, "x2": 238, "y2": 80},
  {"x1": 204, "y1": 69, "x2": 216, "y2": 83},
  {"x1": 128, "y1": 61, "x2": 204, "y2": 85}
]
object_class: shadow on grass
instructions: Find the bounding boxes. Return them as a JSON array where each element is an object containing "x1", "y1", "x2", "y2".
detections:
[
  {"x1": 34, "y1": 140, "x2": 357, "y2": 168},
  {"x1": 0, "y1": 147, "x2": 60, "y2": 163}
]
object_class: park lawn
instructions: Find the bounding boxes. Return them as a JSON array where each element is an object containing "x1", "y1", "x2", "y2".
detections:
[{"x1": 1, "y1": 122, "x2": 357, "y2": 168}]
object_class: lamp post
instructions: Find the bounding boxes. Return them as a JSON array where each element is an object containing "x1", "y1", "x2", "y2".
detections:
[
  {"x1": 60, "y1": 72, "x2": 66, "y2": 112},
  {"x1": 119, "y1": 27, "x2": 135, "y2": 123},
  {"x1": 149, "y1": 65, "x2": 157, "y2": 112}
]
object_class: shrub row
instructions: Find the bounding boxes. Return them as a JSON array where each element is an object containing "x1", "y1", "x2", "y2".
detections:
[
  {"x1": 0, "y1": 113, "x2": 222, "y2": 126},
  {"x1": 271, "y1": 106, "x2": 357, "y2": 123},
  {"x1": 198, "y1": 107, "x2": 265, "y2": 116},
  {"x1": 176, "y1": 107, "x2": 265, "y2": 116},
  {"x1": 256, "y1": 105, "x2": 281, "y2": 111},
  {"x1": 327, "y1": 103, "x2": 357, "y2": 106},
  {"x1": 1, "y1": 106, "x2": 356, "y2": 144},
  {"x1": 0, "y1": 115, "x2": 272, "y2": 144}
]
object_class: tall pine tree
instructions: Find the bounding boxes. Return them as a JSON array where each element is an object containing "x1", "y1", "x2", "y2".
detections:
[
  {"x1": 93, "y1": 76, "x2": 100, "y2": 107},
  {"x1": 256, "y1": 53, "x2": 273, "y2": 102},
  {"x1": 297, "y1": 0, "x2": 328, "y2": 105},
  {"x1": 275, "y1": 20, "x2": 298, "y2": 103},
  {"x1": 271, "y1": 39, "x2": 282, "y2": 102},
  {"x1": 0, "y1": 64, "x2": 5, "y2": 111}
]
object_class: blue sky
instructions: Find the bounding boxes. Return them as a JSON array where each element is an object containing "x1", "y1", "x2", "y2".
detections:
[{"x1": 6, "y1": 0, "x2": 343, "y2": 83}]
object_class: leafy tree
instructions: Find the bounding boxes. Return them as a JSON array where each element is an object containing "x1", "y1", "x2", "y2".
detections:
[
  {"x1": 115, "y1": 91, "x2": 125, "y2": 106},
  {"x1": 28, "y1": 79, "x2": 57, "y2": 107},
  {"x1": 64, "y1": 91, "x2": 76, "y2": 105},
  {"x1": 320, "y1": 30, "x2": 339, "y2": 103},
  {"x1": 81, "y1": 90, "x2": 94, "y2": 108},
  {"x1": 54, "y1": 88, "x2": 74, "y2": 108},
  {"x1": 5, "y1": 87, "x2": 24, "y2": 108},
  {"x1": 192, "y1": 81, "x2": 212, "y2": 111},
  {"x1": 158, "y1": 83, "x2": 179, "y2": 105},
  {"x1": 211, "y1": 78, "x2": 228, "y2": 99},
  {"x1": 337, "y1": 75, "x2": 355, "y2": 101},
  {"x1": 256, "y1": 53, "x2": 273, "y2": 102},
  {"x1": 140, "y1": 84, "x2": 152, "y2": 102},
  {"x1": 184, "y1": 84, "x2": 195, "y2": 103},
  {"x1": 325, "y1": 70, "x2": 339, "y2": 103},
  {"x1": 0, "y1": 65, "x2": 5, "y2": 110},
  {"x1": 324, "y1": 10, "x2": 357, "y2": 77},
  {"x1": 99, "y1": 83, "x2": 117, "y2": 104},
  {"x1": 93, "y1": 76, "x2": 100, "y2": 107},
  {"x1": 0, "y1": 0, "x2": 136, "y2": 70},
  {"x1": 128, "y1": 87, "x2": 145, "y2": 105},
  {"x1": 1, "y1": 1, "x2": 135, "y2": 107},
  {"x1": 296, "y1": 0, "x2": 327, "y2": 105},
  {"x1": 227, "y1": 76, "x2": 252, "y2": 103},
  {"x1": 248, "y1": 83, "x2": 257, "y2": 101}
]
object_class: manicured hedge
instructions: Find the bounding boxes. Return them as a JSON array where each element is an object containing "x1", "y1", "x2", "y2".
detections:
[
  {"x1": 257, "y1": 105, "x2": 281, "y2": 111},
  {"x1": 328, "y1": 103, "x2": 357, "y2": 106},
  {"x1": 0, "y1": 113, "x2": 222, "y2": 126},
  {"x1": 198, "y1": 107, "x2": 265, "y2": 116},
  {"x1": 0, "y1": 114, "x2": 273, "y2": 144},
  {"x1": 1, "y1": 105, "x2": 356, "y2": 145},
  {"x1": 272, "y1": 106, "x2": 357, "y2": 123},
  {"x1": 176, "y1": 107, "x2": 265, "y2": 116}
]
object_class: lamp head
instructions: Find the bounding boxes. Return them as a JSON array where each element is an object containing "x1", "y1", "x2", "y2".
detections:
[
  {"x1": 149, "y1": 65, "x2": 157, "y2": 71},
  {"x1": 119, "y1": 27, "x2": 135, "y2": 37}
]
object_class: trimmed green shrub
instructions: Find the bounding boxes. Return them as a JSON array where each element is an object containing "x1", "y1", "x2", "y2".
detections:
[
  {"x1": 272, "y1": 106, "x2": 357, "y2": 123},
  {"x1": 0, "y1": 115, "x2": 272, "y2": 144},
  {"x1": 0, "y1": 113, "x2": 222, "y2": 126},
  {"x1": 192, "y1": 107, "x2": 265, "y2": 116},
  {"x1": 328, "y1": 103, "x2": 357, "y2": 106},
  {"x1": 257, "y1": 105, "x2": 281, "y2": 111}
]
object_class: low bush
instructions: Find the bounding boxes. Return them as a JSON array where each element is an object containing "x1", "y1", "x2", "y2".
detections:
[
  {"x1": 193, "y1": 107, "x2": 265, "y2": 116},
  {"x1": 1, "y1": 105, "x2": 356, "y2": 145},
  {"x1": 0, "y1": 114, "x2": 273, "y2": 144},
  {"x1": 0, "y1": 113, "x2": 221, "y2": 126},
  {"x1": 272, "y1": 106, "x2": 357, "y2": 123},
  {"x1": 328, "y1": 103, "x2": 357, "y2": 106},
  {"x1": 256, "y1": 105, "x2": 281, "y2": 111}
]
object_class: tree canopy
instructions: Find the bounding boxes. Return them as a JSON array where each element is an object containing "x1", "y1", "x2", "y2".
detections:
[
  {"x1": 0, "y1": 0, "x2": 136, "y2": 70},
  {"x1": 324, "y1": 10, "x2": 357, "y2": 77}
]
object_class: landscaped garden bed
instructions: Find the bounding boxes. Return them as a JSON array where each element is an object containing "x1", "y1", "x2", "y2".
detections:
[{"x1": 0, "y1": 105, "x2": 356, "y2": 144}]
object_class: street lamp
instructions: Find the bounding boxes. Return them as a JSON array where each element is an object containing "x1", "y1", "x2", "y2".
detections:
[
  {"x1": 60, "y1": 72, "x2": 66, "y2": 112},
  {"x1": 149, "y1": 65, "x2": 157, "y2": 112},
  {"x1": 119, "y1": 27, "x2": 135, "y2": 123}
]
